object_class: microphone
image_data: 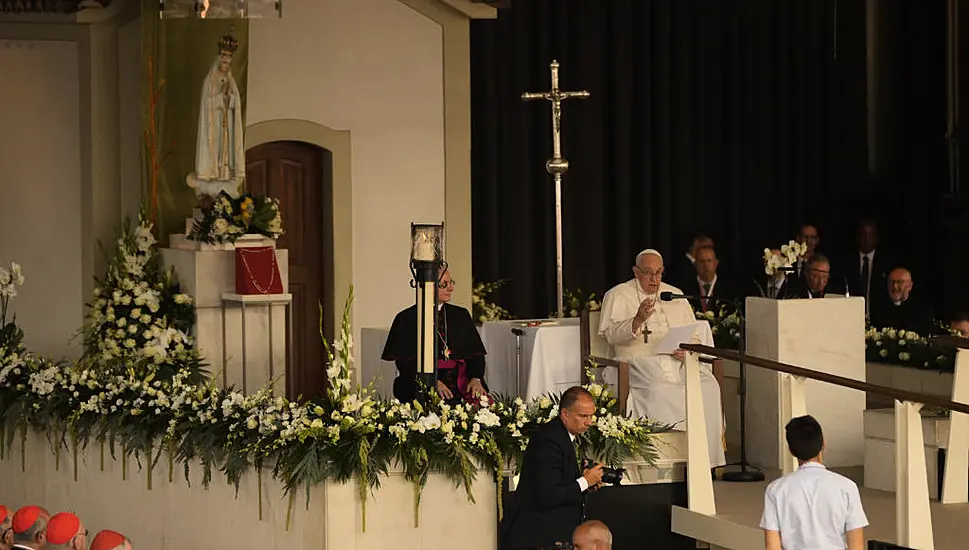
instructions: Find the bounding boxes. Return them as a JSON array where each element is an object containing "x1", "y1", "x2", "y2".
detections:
[
  {"x1": 660, "y1": 291, "x2": 709, "y2": 302},
  {"x1": 510, "y1": 328, "x2": 524, "y2": 336},
  {"x1": 660, "y1": 291, "x2": 743, "y2": 311}
]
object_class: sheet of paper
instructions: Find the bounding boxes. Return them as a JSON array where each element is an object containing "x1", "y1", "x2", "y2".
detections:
[{"x1": 653, "y1": 322, "x2": 703, "y2": 355}]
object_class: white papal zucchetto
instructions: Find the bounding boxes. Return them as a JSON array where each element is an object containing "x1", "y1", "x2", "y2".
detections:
[{"x1": 635, "y1": 248, "x2": 663, "y2": 264}]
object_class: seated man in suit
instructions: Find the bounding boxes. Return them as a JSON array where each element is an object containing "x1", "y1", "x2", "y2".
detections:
[
  {"x1": 870, "y1": 267, "x2": 935, "y2": 336},
  {"x1": 500, "y1": 386, "x2": 604, "y2": 550},
  {"x1": 794, "y1": 223, "x2": 821, "y2": 277},
  {"x1": 689, "y1": 244, "x2": 735, "y2": 313},
  {"x1": 842, "y1": 218, "x2": 896, "y2": 316},
  {"x1": 675, "y1": 233, "x2": 714, "y2": 291},
  {"x1": 598, "y1": 249, "x2": 725, "y2": 469},
  {"x1": 951, "y1": 312, "x2": 969, "y2": 337},
  {"x1": 789, "y1": 254, "x2": 841, "y2": 299},
  {"x1": 382, "y1": 268, "x2": 489, "y2": 405}
]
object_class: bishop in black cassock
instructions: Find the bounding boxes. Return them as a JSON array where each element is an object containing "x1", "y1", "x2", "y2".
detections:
[{"x1": 382, "y1": 274, "x2": 488, "y2": 404}]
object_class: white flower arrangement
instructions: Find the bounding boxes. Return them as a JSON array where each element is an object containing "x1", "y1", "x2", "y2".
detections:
[
  {"x1": 0, "y1": 260, "x2": 27, "y2": 372},
  {"x1": 472, "y1": 280, "x2": 513, "y2": 325},
  {"x1": 81, "y1": 214, "x2": 202, "y2": 379},
  {"x1": 696, "y1": 304, "x2": 742, "y2": 349},
  {"x1": 188, "y1": 192, "x2": 284, "y2": 245},
  {"x1": 0, "y1": 260, "x2": 25, "y2": 329},
  {"x1": 763, "y1": 240, "x2": 807, "y2": 276},
  {"x1": 556, "y1": 288, "x2": 601, "y2": 318},
  {"x1": 0, "y1": 286, "x2": 665, "y2": 533},
  {"x1": 0, "y1": 261, "x2": 24, "y2": 301},
  {"x1": 865, "y1": 326, "x2": 955, "y2": 371}
]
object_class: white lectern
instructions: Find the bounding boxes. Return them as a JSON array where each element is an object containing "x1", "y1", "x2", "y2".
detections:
[{"x1": 745, "y1": 296, "x2": 867, "y2": 468}]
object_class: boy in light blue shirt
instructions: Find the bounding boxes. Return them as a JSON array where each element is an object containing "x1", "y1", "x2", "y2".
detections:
[{"x1": 760, "y1": 415, "x2": 869, "y2": 550}]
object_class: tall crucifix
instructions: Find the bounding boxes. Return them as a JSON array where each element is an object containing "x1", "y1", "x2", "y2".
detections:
[{"x1": 522, "y1": 60, "x2": 590, "y2": 318}]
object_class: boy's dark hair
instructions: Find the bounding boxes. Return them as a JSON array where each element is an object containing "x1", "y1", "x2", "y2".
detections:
[{"x1": 785, "y1": 415, "x2": 824, "y2": 461}]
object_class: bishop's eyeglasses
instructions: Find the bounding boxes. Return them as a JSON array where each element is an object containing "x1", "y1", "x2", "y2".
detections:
[{"x1": 437, "y1": 278, "x2": 456, "y2": 289}]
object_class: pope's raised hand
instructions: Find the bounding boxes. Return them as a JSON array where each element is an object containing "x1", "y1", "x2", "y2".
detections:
[
  {"x1": 631, "y1": 298, "x2": 655, "y2": 335},
  {"x1": 635, "y1": 298, "x2": 655, "y2": 324}
]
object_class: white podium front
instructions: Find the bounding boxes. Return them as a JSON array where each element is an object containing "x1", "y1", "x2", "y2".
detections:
[{"x1": 745, "y1": 296, "x2": 867, "y2": 468}]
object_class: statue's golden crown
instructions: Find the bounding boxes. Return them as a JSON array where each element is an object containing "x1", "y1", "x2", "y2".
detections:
[{"x1": 218, "y1": 33, "x2": 239, "y2": 54}]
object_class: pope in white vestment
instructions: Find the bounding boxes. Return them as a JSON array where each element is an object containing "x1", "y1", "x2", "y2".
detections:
[{"x1": 598, "y1": 249, "x2": 726, "y2": 468}]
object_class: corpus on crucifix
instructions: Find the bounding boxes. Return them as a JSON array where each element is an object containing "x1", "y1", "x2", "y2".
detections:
[{"x1": 522, "y1": 60, "x2": 589, "y2": 318}]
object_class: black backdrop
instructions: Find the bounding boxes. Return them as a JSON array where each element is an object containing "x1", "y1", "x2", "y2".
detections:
[{"x1": 469, "y1": 0, "x2": 939, "y2": 319}]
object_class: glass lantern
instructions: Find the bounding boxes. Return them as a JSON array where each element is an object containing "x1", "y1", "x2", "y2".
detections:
[{"x1": 410, "y1": 223, "x2": 444, "y2": 266}]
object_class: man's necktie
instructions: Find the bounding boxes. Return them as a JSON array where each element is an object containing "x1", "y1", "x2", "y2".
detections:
[
  {"x1": 861, "y1": 256, "x2": 870, "y2": 298},
  {"x1": 701, "y1": 283, "x2": 711, "y2": 312},
  {"x1": 574, "y1": 440, "x2": 582, "y2": 472}
]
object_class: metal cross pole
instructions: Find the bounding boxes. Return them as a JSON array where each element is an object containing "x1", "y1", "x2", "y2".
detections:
[{"x1": 522, "y1": 60, "x2": 589, "y2": 318}]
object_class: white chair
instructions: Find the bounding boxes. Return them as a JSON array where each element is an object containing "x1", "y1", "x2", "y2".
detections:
[{"x1": 579, "y1": 309, "x2": 630, "y2": 414}]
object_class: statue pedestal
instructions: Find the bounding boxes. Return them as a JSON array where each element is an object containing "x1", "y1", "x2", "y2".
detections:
[
  {"x1": 186, "y1": 173, "x2": 240, "y2": 199},
  {"x1": 161, "y1": 246, "x2": 290, "y2": 394},
  {"x1": 170, "y1": 213, "x2": 276, "y2": 251},
  {"x1": 169, "y1": 233, "x2": 276, "y2": 251}
]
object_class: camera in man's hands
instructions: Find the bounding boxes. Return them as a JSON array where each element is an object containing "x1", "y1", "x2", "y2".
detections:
[{"x1": 582, "y1": 458, "x2": 625, "y2": 485}]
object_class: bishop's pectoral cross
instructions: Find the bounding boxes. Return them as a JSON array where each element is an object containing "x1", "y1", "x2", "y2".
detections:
[{"x1": 522, "y1": 60, "x2": 589, "y2": 319}]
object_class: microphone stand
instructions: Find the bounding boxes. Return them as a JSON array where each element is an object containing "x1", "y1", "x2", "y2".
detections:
[
  {"x1": 721, "y1": 301, "x2": 765, "y2": 482},
  {"x1": 511, "y1": 327, "x2": 525, "y2": 398},
  {"x1": 660, "y1": 292, "x2": 764, "y2": 481}
]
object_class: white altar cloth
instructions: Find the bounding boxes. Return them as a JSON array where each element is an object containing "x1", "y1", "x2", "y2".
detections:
[{"x1": 478, "y1": 319, "x2": 582, "y2": 400}]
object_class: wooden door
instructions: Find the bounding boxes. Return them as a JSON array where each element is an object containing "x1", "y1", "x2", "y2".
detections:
[{"x1": 246, "y1": 141, "x2": 331, "y2": 399}]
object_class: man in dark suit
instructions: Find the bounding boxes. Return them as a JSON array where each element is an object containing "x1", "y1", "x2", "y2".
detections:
[
  {"x1": 870, "y1": 267, "x2": 936, "y2": 336},
  {"x1": 842, "y1": 219, "x2": 896, "y2": 316},
  {"x1": 794, "y1": 223, "x2": 821, "y2": 278},
  {"x1": 688, "y1": 245, "x2": 737, "y2": 312},
  {"x1": 500, "y1": 386, "x2": 604, "y2": 550},
  {"x1": 674, "y1": 233, "x2": 714, "y2": 292},
  {"x1": 788, "y1": 254, "x2": 844, "y2": 299}
]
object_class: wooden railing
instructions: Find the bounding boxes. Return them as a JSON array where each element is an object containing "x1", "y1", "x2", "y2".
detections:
[
  {"x1": 672, "y1": 342, "x2": 969, "y2": 550},
  {"x1": 679, "y1": 344, "x2": 969, "y2": 415}
]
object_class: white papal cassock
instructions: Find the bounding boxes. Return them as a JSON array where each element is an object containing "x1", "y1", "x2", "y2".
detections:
[{"x1": 598, "y1": 279, "x2": 726, "y2": 467}]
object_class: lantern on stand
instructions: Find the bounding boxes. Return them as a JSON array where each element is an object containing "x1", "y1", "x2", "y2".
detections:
[{"x1": 409, "y1": 222, "x2": 445, "y2": 402}]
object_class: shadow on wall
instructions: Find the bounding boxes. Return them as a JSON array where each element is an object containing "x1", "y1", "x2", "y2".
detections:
[{"x1": 360, "y1": 327, "x2": 395, "y2": 399}]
